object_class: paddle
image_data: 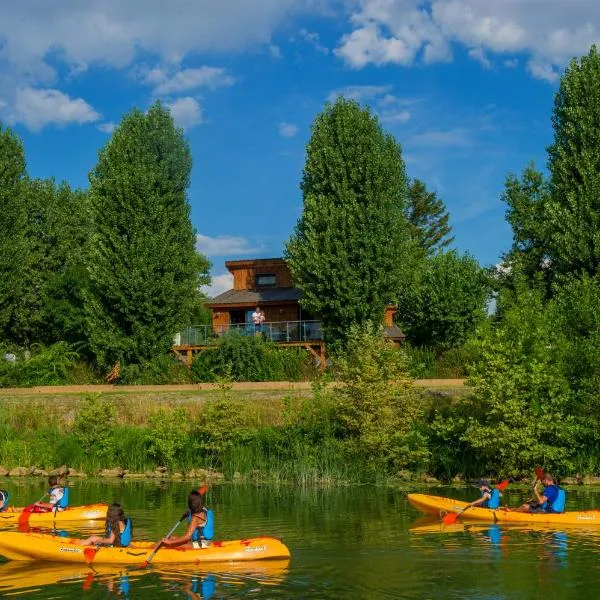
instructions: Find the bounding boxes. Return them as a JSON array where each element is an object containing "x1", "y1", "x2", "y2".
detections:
[
  {"x1": 17, "y1": 492, "x2": 49, "y2": 529},
  {"x1": 142, "y1": 485, "x2": 208, "y2": 567},
  {"x1": 526, "y1": 467, "x2": 545, "y2": 504},
  {"x1": 442, "y1": 480, "x2": 510, "y2": 525}
]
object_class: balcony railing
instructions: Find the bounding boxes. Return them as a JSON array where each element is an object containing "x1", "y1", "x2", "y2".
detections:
[{"x1": 174, "y1": 320, "x2": 323, "y2": 346}]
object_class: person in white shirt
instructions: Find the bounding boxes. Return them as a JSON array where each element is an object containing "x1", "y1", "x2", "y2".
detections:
[
  {"x1": 35, "y1": 475, "x2": 66, "y2": 512},
  {"x1": 252, "y1": 306, "x2": 266, "y2": 335}
]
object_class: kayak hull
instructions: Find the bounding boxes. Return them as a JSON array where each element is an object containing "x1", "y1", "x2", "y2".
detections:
[
  {"x1": 0, "y1": 504, "x2": 107, "y2": 524},
  {"x1": 0, "y1": 531, "x2": 291, "y2": 564},
  {"x1": 407, "y1": 493, "x2": 600, "y2": 525}
]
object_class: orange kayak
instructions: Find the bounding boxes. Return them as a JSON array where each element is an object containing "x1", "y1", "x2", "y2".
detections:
[
  {"x1": 0, "y1": 504, "x2": 107, "y2": 525},
  {"x1": 408, "y1": 493, "x2": 600, "y2": 525},
  {"x1": 0, "y1": 531, "x2": 291, "y2": 564}
]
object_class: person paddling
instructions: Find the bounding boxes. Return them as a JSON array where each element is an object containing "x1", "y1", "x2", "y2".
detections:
[
  {"x1": 161, "y1": 489, "x2": 214, "y2": 549},
  {"x1": 511, "y1": 473, "x2": 566, "y2": 513},
  {"x1": 469, "y1": 479, "x2": 502, "y2": 510},
  {"x1": 33, "y1": 475, "x2": 69, "y2": 513},
  {"x1": 80, "y1": 503, "x2": 132, "y2": 547},
  {"x1": 0, "y1": 489, "x2": 9, "y2": 512}
]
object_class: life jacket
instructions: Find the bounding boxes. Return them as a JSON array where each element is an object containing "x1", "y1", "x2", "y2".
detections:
[
  {"x1": 0, "y1": 489, "x2": 9, "y2": 512},
  {"x1": 545, "y1": 487, "x2": 566, "y2": 513},
  {"x1": 49, "y1": 486, "x2": 69, "y2": 510},
  {"x1": 480, "y1": 487, "x2": 501, "y2": 509},
  {"x1": 189, "y1": 508, "x2": 214, "y2": 542},
  {"x1": 107, "y1": 518, "x2": 132, "y2": 548}
]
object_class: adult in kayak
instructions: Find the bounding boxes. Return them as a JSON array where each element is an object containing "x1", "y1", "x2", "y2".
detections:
[
  {"x1": 469, "y1": 479, "x2": 501, "y2": 509},
  {"x1": 511, "y1": 473, "x2": 566, "y2": 513}
]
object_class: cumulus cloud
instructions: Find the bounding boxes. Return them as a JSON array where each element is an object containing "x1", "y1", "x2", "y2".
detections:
[
  {"x1": 336, "y1": 0, "x2": 600, "y2": 81},
  {"x1": 8, "y1": 87, "x2": 100, "y2": 131},
  {"x1": 141, "y1": 65, "x2": 235, "y2": 95},
  {"x1": 278, "y1": 122, "x2": 299, "y2": 137},
  {"x1": 202, "y1": 272, "x2": 234, "y2": 298},
  {"x1": 166, "y1": 97, "x2": 203, "y2": 130},
  {"x1": 97, "y1": 121, "x2": 115, "y2": 133},
  {"x1": 196, "y1": 234, "x2": 266, "y2": 257},
  {"x1": 410, "y1": 127, "x2": 471, "y2": 147}
]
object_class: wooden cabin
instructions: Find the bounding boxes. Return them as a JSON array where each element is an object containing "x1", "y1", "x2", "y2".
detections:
[{"x1": 173, "y1": 257, "x2": 405, "y2": 367}]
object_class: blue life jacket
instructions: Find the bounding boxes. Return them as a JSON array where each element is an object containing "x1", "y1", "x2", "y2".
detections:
[
  {"x1": 189, "y1": 508, "x2": 214, "y2": 542},
  {"x1": 107, "y1": 518, "x2": 132, "y2": 548},
  {"x1": 547, "y1": 488, "x2": 566, "y2": 513},
  {"x1": 481, "y1": 487, "x2": 501, "y2": 509},
  {"x1": 50, "y1": 486, "x2": 69, "y2": 510},
  {"x1": 0, "y1": 489, "x2": 9, "y2": 512}
]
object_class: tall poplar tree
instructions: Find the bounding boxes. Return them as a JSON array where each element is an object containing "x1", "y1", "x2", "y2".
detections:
[
  {"x1": 546, "y1": 45, "x2": 600, "y2": 276},
  {"x1": 86, "y1": 102, "x2": 208, "y2": 368},
  {"x1": 0, "y1": 123, "x2": 27, "y2": 342},
  {"x1": 285, "y1": 98, "x2": 412, "y2": 345},
  {"x1": 406, "y1": 179, "x2": 454, "y2": 255}
]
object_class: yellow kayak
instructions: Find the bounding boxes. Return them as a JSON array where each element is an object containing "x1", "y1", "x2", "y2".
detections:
[
  {"x1": 0, "y1": 504, "x2": 107, "y2": 525},
  {"x1": 0, "y1": 558, "x2": 290, "y2": 593},
  {"x1": 408, "y1": 493, "x2": 600, "y2": 525},
  {"x1": 0, "y1": 531, "x2": 291, "y2": 564}
]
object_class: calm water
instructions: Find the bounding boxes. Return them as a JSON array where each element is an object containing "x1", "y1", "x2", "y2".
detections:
[{"x1": 2, "y1": 479, "x2": 600, "y2": 598}]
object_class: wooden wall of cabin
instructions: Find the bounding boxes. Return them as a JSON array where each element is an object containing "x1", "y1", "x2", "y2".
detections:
[
  {"x1": 231, "y1": 262, "x2": 294, "y2": 290},
  {"x1": 212, "y1": 310, "x2": 230, "y2": 333},
  {"x1": 263, "y1": 304, "x2": 299, "y2": 322}
]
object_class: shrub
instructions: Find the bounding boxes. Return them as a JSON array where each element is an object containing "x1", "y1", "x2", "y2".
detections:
[
  {"x1": 146, "y1": 407, "x2": 189, "y2": 468},
  {"x1": 73, "y1": 395, "x2": 116, "y2": 459},
  {"x1": 119, "y1": 354, "x2": 191, "y2": 385}
]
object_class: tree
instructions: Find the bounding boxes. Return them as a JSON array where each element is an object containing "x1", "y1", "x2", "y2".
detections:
[
  {"x1": 395, "y1": 250, "x2": 490, "y2": 349},
  {"x1": 285, "y1": 98, "x2": 413, "y2": 346},
  {"x1": 0, "y1": 123, "x2": 27, "y2": 343},
  {"x1": 85, "y1": 102, "x2": 209, "y2": 368},
  {"x1": 546, "y1": 45, "x2": 600, "y2": 277},
  {"x1": 406, "y1": 179, "x2": 454, "y2": 255}
]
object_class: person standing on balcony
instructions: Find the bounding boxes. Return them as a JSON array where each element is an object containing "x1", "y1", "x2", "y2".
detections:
[{"x1": 252, "y1": 306, "x2": 266, "y2": 335}]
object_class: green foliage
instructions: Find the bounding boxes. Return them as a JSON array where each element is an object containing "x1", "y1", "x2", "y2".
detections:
[
  {"x1": 73, "y1": 395, "x2": 116, "y2": 459},
  {"x1": 85, "y1": 101, "x2": 209, "y2": 369},
  {"x1": 546, "y1": 45, "x2": 600, "y2": 277},
  {"x1": 331, "y1": 325, "x2": 428, "y2": 472},
  {"x1": 0, "y1": 123, "x2": 27, "y2": 341},
  {"x1": 405, "y1": 344, "x2": 476, "y2": 378},
  {"x1": 406, "y1": 179, "x2": 454, "y2": 255},
  {"x1": 396, "y1": 250, "x2": 490, "y2": 349},
  {"x1": 285, "y1": 97, "x2": 415, "y2": 347},
  {"x1": 0, "y1": 342, "x2": 79, "y2": 387},
  {"x1": 194, "y1": 398, "x2": 250, "y2": 456},
  {"x1": 147, "y1": 407, "x2": 189, "y2": 467},
  {"x1": 191, "y1": 332, "x2": 313, "y2": 382},
  {"x1": 120, "y1": 354, "x2": 192, "y2": 385}
]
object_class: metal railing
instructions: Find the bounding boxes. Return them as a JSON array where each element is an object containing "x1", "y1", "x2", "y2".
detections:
[{"x1": 174, "y1": 320, "x2": 323, "y2": 346}]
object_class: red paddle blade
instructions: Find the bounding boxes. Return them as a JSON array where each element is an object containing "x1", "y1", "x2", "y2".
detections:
[
  {"x1": 496, "y1": 480, "x2": 510, "y2": 491},
  {"x1": 83, "y1": 547, "x2": 97, "y2": 564},
  {"x1": 198, "y1": 486, "x2": 208, "y2": 495},
  {"x1": 534, "y1": 467, "x2": 545, "y2": 481},
  {"x1": 442, "y1": 512, "x2": 459, "y2": 525}
]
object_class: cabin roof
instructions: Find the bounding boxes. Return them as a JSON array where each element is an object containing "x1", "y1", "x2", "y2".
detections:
[
  {"x1": 383, "y1": 325, "x2": 406, "y2": 340},
  {"x1": 208, "y1": 287, "x2": 302, "y2": 306}
]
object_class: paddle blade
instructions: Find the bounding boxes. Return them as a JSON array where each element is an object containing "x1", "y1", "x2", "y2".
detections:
[
  {"x1": 496, "y1": 480, "x2": 510, "y2": 491},
  {"x1": 534, "y1": 467, "x2": 545, "y2": 481},
  {"x1": 83, "y1": 547, "x2": 97, "y2": 564},
  {"x1": 442, "y1": 512, "x2": 460, "y2": 525}
]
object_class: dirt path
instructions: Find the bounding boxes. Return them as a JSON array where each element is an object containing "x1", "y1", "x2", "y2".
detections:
[{"x1": 0, "y1": 379, "x2": 465, "y2": 396}]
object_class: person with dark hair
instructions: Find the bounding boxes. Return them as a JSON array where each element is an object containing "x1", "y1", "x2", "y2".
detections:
[
  {"x1": 34, "y1": 475, "x2": 69, "y2": 512},
  {"x1": 161, "y1": 489, "x2": 214, "y2": 549},
  {"x1": 468, "y1": 479, "x2": 502, "y2": 509},
  {"x1": 80, "y1": 503, "x2": 132, "y2": 547},
  {"x1": 511, "y1": 473, "x2": 566, "y2": 513}
]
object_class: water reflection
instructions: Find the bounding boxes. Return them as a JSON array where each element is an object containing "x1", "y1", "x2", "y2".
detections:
[{"x1": 0, "y1": 559, "x2": 290, "y2": 597}]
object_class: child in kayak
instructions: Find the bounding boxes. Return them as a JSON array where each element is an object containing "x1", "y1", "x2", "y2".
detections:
[
  {"x1": 33, "y1": 475, "x2": 69, "y2": 512},
  {"x1": 469, "y1": 479, "x2": 501, "y2": 509},
  {"x1": 80, "y1": 503, "x2": 132, "y2": 547},
  {"x1": 0, "y1": 489, "x2": 9, "y2": 512},
  {"x1": 161, "y1": 489, "x2": 214, "y2": 549}
]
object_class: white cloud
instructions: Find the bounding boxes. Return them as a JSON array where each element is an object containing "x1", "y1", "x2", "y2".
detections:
[
  {"x1": 336, "y1": 0, "x2": 600, "y2": 82},
  {"x1": 411, "y1": 127, "x2": 471, "y2": 147},
  {"x1": 327, "y1": 84, "x2": 393, "y2": 103},
  {"x1": 166, "y1": 97, "x2": 203, "y2": 130},
  {"x1": 468, "y1": 47, "x2": 492, "y2": 69},
  {"x1": 97, "y1": 121, "x2": 115, "y2": 133},
  {"x1": 202, "y1": 272, "x2": 234, "y2": 298},
  {"x1": 196, "y1": 234, "x2": 266, "y2": 257},
  {"x1": 278, "y1": 122, "x2": 299, "y2": 137},
  {"x1": 296, "y1": 29, "x2": 329, "y2": 54},
  {"x1": 8, "y1": 87, "x2": 100, "y2": 131},
  {"x1": 142, "y1": 66, "x2": 235, "y2": 95}
]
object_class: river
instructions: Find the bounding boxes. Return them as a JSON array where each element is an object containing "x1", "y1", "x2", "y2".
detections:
[{"x1": 1, "y1": 479, "x2": 600, "y2": 598}]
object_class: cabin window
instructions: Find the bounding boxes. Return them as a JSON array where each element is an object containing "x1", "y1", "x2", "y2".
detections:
[{"x1": 256, "y1": 274, "x2": 276, "y2": 287}]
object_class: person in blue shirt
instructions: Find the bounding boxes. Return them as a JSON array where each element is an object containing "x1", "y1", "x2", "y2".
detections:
[{"x1": 513, "y1": 473, "x2": 561, "y2": 513}]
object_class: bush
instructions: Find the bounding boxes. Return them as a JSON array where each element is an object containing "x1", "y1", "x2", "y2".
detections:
[
  {"x1": 73, "y1": 395, "x2": 116, "y2": 459},
  {"x1": 0, "y1": 342, "x2": 78, "y2": 387},
  {"x1": 119, "y1": 354, "x2": 192, "y2": 385},
  {"x1": 146, "y1": 407, "x2": 190, "y2": 468}
]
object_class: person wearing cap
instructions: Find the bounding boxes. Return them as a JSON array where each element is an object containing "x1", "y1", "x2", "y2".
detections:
[{"x1": 468, "y1": 479, "x2": 501, "y2": 509}]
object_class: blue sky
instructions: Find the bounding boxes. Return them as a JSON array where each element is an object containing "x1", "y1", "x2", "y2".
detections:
[{"x1": 1, "y1": 1, "x2": 595, "y2": 296}]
